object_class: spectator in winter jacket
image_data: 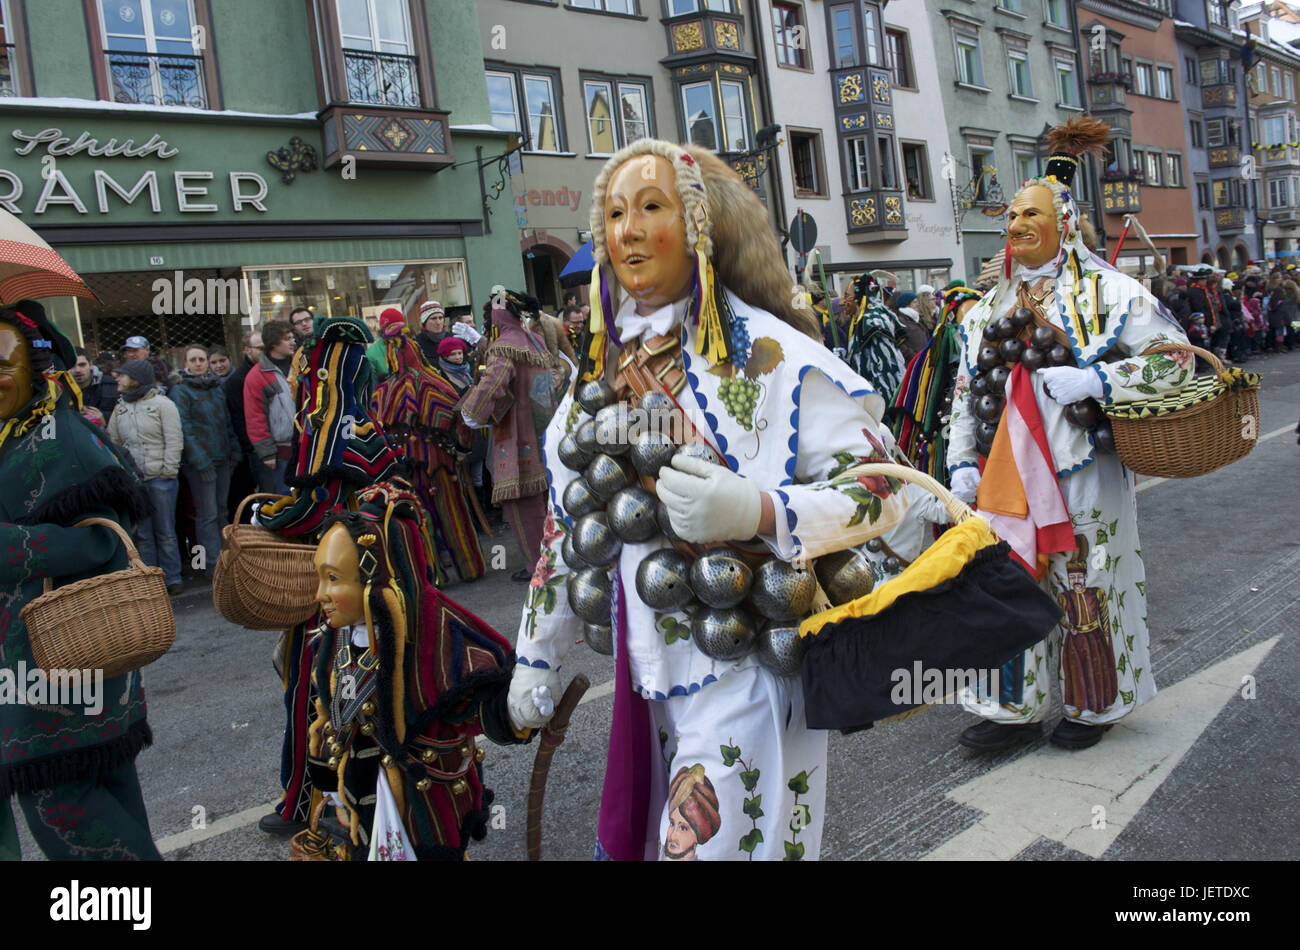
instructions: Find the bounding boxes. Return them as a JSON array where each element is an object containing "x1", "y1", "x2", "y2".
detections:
[
  {"x1": 225, "y1": 332, "x2": 263, "y2": 513},
  {"x1": 289, "y1": 306, "x2": 314, "y2": 348},
  {"x1": 107, "y1": 360, "x2": 185, "y2": 592},
  {"x1": 122, "y1": 335, "x2": 172, "y2": 393},
  {"x1": 172, "y1": 346, "x2": 241, "y2": 574},
  {"x1": 243, "y1": 321, "x2": 297, "y2": 494},
  {"x1": 71, "y1": 346, "x2": 120, "y2": 424},
  {"x1": 207, "y1": 345, "x2": 232, "y2": 379},
  {"x1": 415, "y1": 300, "x2": 449, "y2": 366}
]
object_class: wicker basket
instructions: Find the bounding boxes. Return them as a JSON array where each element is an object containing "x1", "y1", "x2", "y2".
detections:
[
  {"x1": 211, "y1": 493, "x2": 319, "y2": 631},
  {"x1": 289, "y1": 799, "x2": 350, "y2": 861},
  {"x1": 19, "y1": 517, "x2": 175, "y2": 679},
  {"x1": 1103, "y1": 343, "x2": 1261, "y2": 479}
]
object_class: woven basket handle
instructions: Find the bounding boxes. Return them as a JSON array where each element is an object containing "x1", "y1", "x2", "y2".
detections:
[
  {"x1": 1140, "y1": 342, "x2": 1227, "y2": 383},
  {"x1": 829, "y1": 462, "x2": 972, "y2": 526},
  {"x1": 42, "y1": 516, "x2": 147, "y2": 594},
  {"x1": 233, "y1": 492, "x2": 288, "y2": 525}
]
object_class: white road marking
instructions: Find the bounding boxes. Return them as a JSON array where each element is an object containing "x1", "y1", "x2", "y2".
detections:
[
  {"x1": 922, "y1": 637, "x2": 1280, "y2": 861},
  {"x1": 1136, "y1": 423, "x2": 1293, "y2": 493},
  {"x1": 157, "y1": 801, "x2": 280, "y2": 855}
]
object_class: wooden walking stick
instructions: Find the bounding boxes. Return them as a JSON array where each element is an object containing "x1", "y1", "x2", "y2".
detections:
[{"x1": 526, "y1": 674, "x2": 590, "y2": 861}]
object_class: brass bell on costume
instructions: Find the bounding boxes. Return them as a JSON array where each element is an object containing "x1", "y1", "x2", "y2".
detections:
[
  {"x1": 416, "y1": 778, "x2": 433, "y2": 792},
  {"x1": 381, "y1": 755, "x2": 395, "y2": 769},
  {"x1": 360, "y1": 722, "x2": 375, "y2": 736},
  {"x1": 452, "y1": 778, "x2": 469, "y2": 795},
  {"x1": 361, "y1": 701, "x2": 376, "y2": 716},
  {"x1": 421, "y1": 748, "x2": 437, "y2": 763}
]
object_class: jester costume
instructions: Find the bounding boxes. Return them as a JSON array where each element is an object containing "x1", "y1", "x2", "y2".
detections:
[
  {"x1": 306, "y1": 484, "x2": 528, "y2": 860},
  {"x1": 516, "y1": 141, "x2": 917, "y2": 861},
  {"x1": 256, "y1": 315, "x2": 405, "y2": 828},
  {"x1": 0, "y1": 301, "x2": 159, "y2": 860},
  {"x1": 371, "y1": 323, "x2": 485, "y2": 585},
  {"x1": 888, "y1": 286, "x2": 983, "y2": 485},
  {"x1": 950, "y1": 121, "x2": 1191, "y2": 730},
  {"x1": 844, "y1": 273, "x2": 906, "y2": 403}
]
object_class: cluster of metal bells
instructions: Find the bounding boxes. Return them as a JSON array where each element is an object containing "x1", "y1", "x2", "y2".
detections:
[{"x1": 970, "y1": 308, "x2": 1114, "y2": 456}]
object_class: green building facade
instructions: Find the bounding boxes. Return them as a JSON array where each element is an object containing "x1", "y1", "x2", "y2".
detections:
[{"x1": 0, "y1": 0, "x2": 523, "y2": 360}]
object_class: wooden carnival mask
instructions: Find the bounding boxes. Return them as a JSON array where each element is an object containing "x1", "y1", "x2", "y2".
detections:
[
  {"x1": 1006, "y1": 184, "x2": 1061, "y2": 270},
  {"x1": 0, "y1": 326, "x2": 34, "y2": 422},
  {"x1": 314, "y1": 523, "x2": 367, "y2": 630},
  {"x1": 604, "y1": 154, "x2": 696, "y2": 314}
]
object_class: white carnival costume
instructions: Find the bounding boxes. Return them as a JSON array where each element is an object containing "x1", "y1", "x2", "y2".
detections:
[
  {"x1": 948, "y1": 124, "x2": 1190, "y2": 734},
  {"x1": 509, "y1": 141, "x2": 914, "y2": 860}
]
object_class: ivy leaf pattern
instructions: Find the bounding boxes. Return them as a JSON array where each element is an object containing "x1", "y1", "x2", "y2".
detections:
[
  {"x1": 738, "y1": 829, "x2": 765, "y2": 854},
  {"x1": 720, "y1": 744, "x2": 741, "y2": 768}
]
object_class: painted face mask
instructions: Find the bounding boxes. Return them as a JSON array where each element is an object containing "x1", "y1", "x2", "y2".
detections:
[
  {"x1": 604, "y1": 153, "x2": 696, "y2": 314},
  {"x1": 1005, "y1": 184, "x2": 1061, "y2": 270},
  {"x1": 0, "y1": 326, "x2": 34, "y2": 421},
  {"x1": 314, "y1": 523, "x2": 366, "y2": 630}
]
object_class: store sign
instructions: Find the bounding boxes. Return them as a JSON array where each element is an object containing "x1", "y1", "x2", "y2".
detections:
[{"x1": 0, "y1": 126, "x2": 270, "y2": 216}]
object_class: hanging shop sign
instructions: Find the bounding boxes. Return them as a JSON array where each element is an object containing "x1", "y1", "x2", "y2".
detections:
[{"x1": 0, "y1": 126, "x2": 271, "y2": 216}]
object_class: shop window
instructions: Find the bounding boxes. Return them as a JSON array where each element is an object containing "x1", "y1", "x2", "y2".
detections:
[
  {"x1": 886, "y1": 29, "x2": 913, "y2": 88},
  {"x1": 773, "y1": 2, "x2": 809, "y2": 70},
  {"x1": 336, "y1": 0, "x2": 419, "y2": 107},
  {"x1": 583, "y1": 76, "x2": 653, "y2": 154},
  {"x1": 246, "y1": 261, "x2": 470, "y2": 338},
  {"x1": 788, "y1": 129, "x2": 826, "y2": 197},
  {"x1": 487, "y1": 65, "x2": 566, "y2": 151},
  {"x1": 902, "y1": 141, "x2": 931, "y2": 199},
  {"x1": 94, "y1": 0, "x2": 213, "y2": 108}
]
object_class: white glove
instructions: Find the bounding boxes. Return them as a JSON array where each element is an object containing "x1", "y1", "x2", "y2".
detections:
[
  {"x1": 655, "y1": 454, "x2": 762, "y2": 543},
  {"x1": 950, "y1": 466, "x2": 981, "y2": 505},
  {"x1": 452, "y1": 322, "x2": 482, "y2": 346},
  {"x1": 1036, "y1": 365, "x2": 1103, "y2": 406},
  {"x1": 508, "y1": 664, "x2": 561, "y2": 731}
]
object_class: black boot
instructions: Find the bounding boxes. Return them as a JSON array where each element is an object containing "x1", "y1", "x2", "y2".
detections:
[
  {"x1": 957, "y1": 719, "x2": 1041, "y2": 751},
  {"x1": 1050, "y1": 719, "x2": 1112, "y2": 750}
]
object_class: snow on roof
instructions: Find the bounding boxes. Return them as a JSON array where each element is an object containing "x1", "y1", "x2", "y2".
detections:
[{"x1": 0, "y1": 96, "x2": 317, "y2": 121}]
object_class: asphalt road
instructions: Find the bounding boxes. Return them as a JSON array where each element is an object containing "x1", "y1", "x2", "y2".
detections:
[{"x1": 14, "y1": 348, "x2": 1300, "y2": 862}]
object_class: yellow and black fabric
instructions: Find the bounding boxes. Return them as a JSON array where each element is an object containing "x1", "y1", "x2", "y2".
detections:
[
  {"x1": 799, "y1": 516, "x2": 1063, "y2": 731},
  {"x1": 1103, "y1": 367, "x2": 1260, "y2": 420}
]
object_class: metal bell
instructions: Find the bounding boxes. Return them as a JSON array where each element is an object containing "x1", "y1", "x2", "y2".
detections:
[
  {"x1": 594, "y1": 403, "x2": 632, "y2": 455},
  {"x1": 638, "y1": 391, "x2": 675, "y2": 417},
  {"x1": 607, "y1": 487, "x2": 660, "y2": 543},
  {"x1": 970, "y1": 374, "x2": 990, "y2": 398},
  {"x1": 562, "y1": 476, "x2": 603, "y2": 519},
  {"x1": 1020, "y1": 346, "x2": 1047, "y2": 372},
  {"x1": 1092, "y1": 420, "x2": 1117, "y2": 453},
  {"x1": 585, "y1": 453, "x2": 635, "y2": 501},
  {"x1": 692, "y1": 607, "x2": 758, "y2": 661},
  {"x1": 1065, "y1": 399, "x2": 1100, "y2": 428},
  {"x1": 576, "y1": 379, "x2": 617, "y2": 416},
  {"x1": 977, "y1": 345, "x2": 1001, "y2": 372},
  {"x1": 657, "y1": 499, "x2": 683, "y2": 542},
  {"x1": 585, "y1": 622, "x2": 614, "y2": 656},
  {"x1": 757, "y1": 624, "x2": 806, "y2": 677},
  {"x1": 1009, "y1": 306, "x2": 1035, "y2": 328},
  {"x1": 974, "y1": 394, "x2": 1004, "y2": 423},
  {"x1": 561, "y1": 532, "x2": 589, "y2": 570},
  {"x1": 1030, "y1": 325, "x2": 1057, "y2": 348},
  {"x1": 814, "y1": 548, "x2": 876, "y2": 605},
  {"x1": 750, "y1": 558, "x2": 816, "y2": 622},
  {"x1": 558, "y1": 432, "x2": 594, "y2": 472},
  {"x1": 571, "y1": 512, "x2": 622, "y2": 567},
  {"x1": 629, "y1": 430, "x2": 677, "y2": 477},
  {"x1": 567, "y1": 567, "x2": 613, "y2": 624},
  {"x1": 576, "y1": 418, "x2": 599, "y2": 457},
  {"x1": 689, "y1": 552, "x2": 753, "y2": 609},
  {"x1": 864, "y1": 538, "x2": 884, "y2": 553},
  {"x1": 1048, "y1": 344, "x2": 1073, "y2": 366},
  {"x1": 673, "y1": 442, "x2": 721, "y2": 467},
  {"x1": 988, "y1": 365, "x2": 1011, "y2": 393},
  {"x1": 635, "y1": 548, "x2": 695, "y2": 611},
  {"x1": 998, "y1": 338, "x2": 1024, "y2": 363},
  {"x1": 882, "y1": 555, "x2": 901, "y2": 574}
]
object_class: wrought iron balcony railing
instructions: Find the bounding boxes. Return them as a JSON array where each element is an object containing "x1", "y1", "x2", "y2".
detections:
[
  {"x1": 342, "y1": 49, "x2": 420, "y2": 108},
  {"x1": 107, "y1": 50, "x2": 206, "y2": 108}
]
